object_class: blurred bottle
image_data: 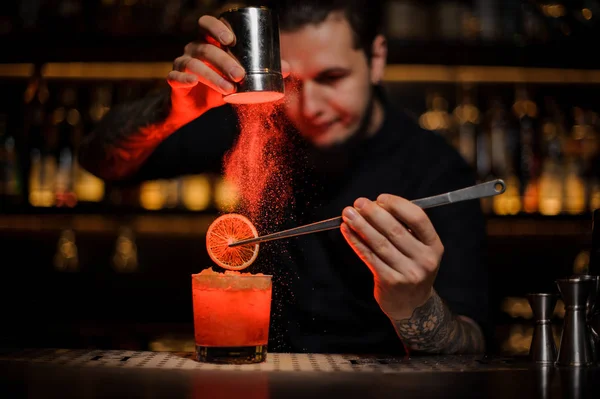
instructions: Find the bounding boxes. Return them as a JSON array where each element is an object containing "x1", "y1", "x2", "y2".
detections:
[
  {"x1": 385, "y1": 0, "x2": 429, "y2": 41},
  {"x1": 563, "y1": 107, "x2": 588, "y2": 214},
  {"x1": 453, "y1": 84, "x2": 480, "y2": 171},
  {"x1": 512, "y1": 86, "x2": 540, "y2": 213},
  {"x1": 538, "y1": 97, "x2": 566, "y2": 216},
  {"x1": 419, "y1": 90, "x2": 454, "y2": 143},
  {"x1": 590, "y1": 209, "x2": 600, "y2": 276},
  {"x1": 71, "y1": 84, "x2": 110, "y2": 204},
  {"x1": 54, "y1": 228, "x2": 79, "y2": 271},
  {"x1": 112, "y1": 226, "x2": 138, "y2": 272},
  {"x1": 481, "y1": 94, "x2": 522, "y2": 215},
  {"x1": 589, "y1": 111, "x2": 600, "y2": 211},
  {"x1": 580, "y1": 110, "x2": 600, "y2": 212},
  {"x1": 481, "y1": 96, "x2": 513, "y2": 214},
  {"x1": 435, "y1": 0, "x2": 467, "y2": 41},
  {"x1": 475, "y1": 0, "x2": 499, "y2": 42},
  {"x1": 23, "y1": 68, "x2": 54, "y2": 207},
  {"x1": 50, "y1": 86, "x2": 81, "y2": 208},
  {"x1": 0, "y1": 113, "x2": 24, "y2": 207}
]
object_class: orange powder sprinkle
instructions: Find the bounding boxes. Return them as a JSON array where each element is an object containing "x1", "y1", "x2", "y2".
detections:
[{"x1": 222, "y1": 103, "x2": 293, "y2": 227}]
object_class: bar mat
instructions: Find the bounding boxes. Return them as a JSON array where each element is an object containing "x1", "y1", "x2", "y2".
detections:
[{"x1": 0, "y1": 348, "x2": 529, "y2": 373}]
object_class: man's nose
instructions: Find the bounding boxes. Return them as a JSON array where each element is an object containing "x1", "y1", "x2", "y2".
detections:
[{"x1": 301, "y1": 81, "x2": 325, "y2": 120}]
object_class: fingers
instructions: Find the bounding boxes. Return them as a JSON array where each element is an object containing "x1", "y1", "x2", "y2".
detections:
[
  {"x1": 376, "y1": 194, "x2": 441, "y2": 247},
  {"x1": 199, "y1": 15, "x2": 236, "y2": 46},
  {"x1": 342, "y1": 204, "x2": 417, "y2": 275},
  {"x1": 172, "y1": 54, "x2": 238, "y2": 95},
  {"x1": 167, "y1": 70, "x2": 198, "y2": 88},
  {"x1": 346, "y1": 198, "x2": 426, "y2": 260},
  {"x1": 184, "y1": 42, "x2": 245, "y2": 82},
  {"x1": 339, "y1": 221, "x2": 397, "y2": 282}
]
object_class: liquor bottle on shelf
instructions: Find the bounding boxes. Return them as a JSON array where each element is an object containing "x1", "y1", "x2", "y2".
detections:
[
  {"x1": 0, "y1": 113, "x2": 24, "y2": 207},
  {"x1": 50, "y1": 86, "x2": 80, "y2": 208},
  {"x1": 578, "y1": 109, "x2": 600, "y2": 212},
  {"x1": 563, "y1": 107, "x2": 588, "y2": 215},
  {"x1": 482, "y1": 95, "x2": 521, "y2": 215},
  {"x1": 112, "y1": 226, "x2": 138, "y2": 273},
  {"x1": 453, "y1": 83, "x2": 479, "y2": 172},
  {"x1": 590, "y1": 208, "x2": 600, "y2": 277},
  {"x1": 71, "y1": 84, "x2": 109, "y2": 204},
  {"x1": 475, "y1": 0, "x2": 499, "y2": 42},
  {"x1": 384, "y1": 0, "x2": 428, "y2": 41},
  {"x1": 479, "y1": 96, "x2": 505, "y2": 214},
  {"x1": 53, "y1": 228, "x2": 79, "y2": 271},
  {"x1": 538, "y1": 97, "x2": 566, "y2": 216},
  {"x1": 23, "y1": 68, "x2": 55, "y2": 208},
  {"x1": 418, "y1": 90, "x2": 454, "y2": 144},
  {"x1": 435, "y1": 0, "x2": 467, "y2": 41},
  {"x1": 512, "y1": 86, "x2": 540, "y2": 214},
  {"x1": 588, "y1": 111, "x2": 600, "y2": 212}
]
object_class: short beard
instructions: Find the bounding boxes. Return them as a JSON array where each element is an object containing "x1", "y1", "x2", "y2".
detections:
[{"x1": 289, "y1": 85, "x2": 376, "y2": 181}]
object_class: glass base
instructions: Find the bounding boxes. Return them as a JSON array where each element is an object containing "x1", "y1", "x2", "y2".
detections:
[{"x1": 195, "y1": 345, "x2": 267, "y2": 364}]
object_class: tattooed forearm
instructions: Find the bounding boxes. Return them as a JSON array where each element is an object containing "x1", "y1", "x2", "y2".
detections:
[
  {"x1": 392, "y1": 290, "x2": 485, "y2": 354},
  {"x1": 92, "y1": 86, "x2": 172, "y2": 146},
  {"x1": 78, "y1": 86, "x2": 175, "y2": 180}
]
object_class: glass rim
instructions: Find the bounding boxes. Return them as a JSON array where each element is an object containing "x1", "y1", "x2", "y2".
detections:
[{"x1": 191, "y1": 273, "x2": 273, "y2": 280}]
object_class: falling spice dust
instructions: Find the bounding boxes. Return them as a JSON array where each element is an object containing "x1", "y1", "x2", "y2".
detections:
[
  {"x1": 222, "y1": 102, "x2": 293, "y2": 229},
  {"x1": 218, "y1": 102, "x2": 299, "y2": 351}
]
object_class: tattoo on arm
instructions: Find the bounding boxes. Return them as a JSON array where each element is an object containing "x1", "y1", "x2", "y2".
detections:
[
  {"x1": 93, "y1": 86, "x2": 172, "y2": 146},
  {"x1": 392, "y1": 290, "x2": 485, "y2": 354},
  {"x1": 79, "y1": 86, "x2": 176, "y2": 180}
]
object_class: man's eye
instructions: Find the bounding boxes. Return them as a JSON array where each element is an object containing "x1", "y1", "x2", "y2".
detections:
[{"x1": 317, "y1": 75, "x2": 343, "y2": 84}]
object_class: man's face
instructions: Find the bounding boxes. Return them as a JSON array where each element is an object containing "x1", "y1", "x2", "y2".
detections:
[{"x1": 279, "y1": 13, "x2": 380, "y2": 148}]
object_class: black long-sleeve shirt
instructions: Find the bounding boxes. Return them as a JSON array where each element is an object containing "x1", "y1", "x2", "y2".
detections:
[{"x1": 84, "y1": 89, "x2": 490, "y2": 355}]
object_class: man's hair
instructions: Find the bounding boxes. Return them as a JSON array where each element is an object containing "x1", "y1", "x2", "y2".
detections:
[{"x1": 240, "y1": 0, "x2": 384, "y2": 59}]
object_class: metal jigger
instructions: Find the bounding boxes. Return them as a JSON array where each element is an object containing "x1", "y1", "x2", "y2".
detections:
[
  {"x1": 555, "y1": 277, "x2": 595, "y2": 367},
  {"x1": 577, "y1": 274, "x2": 600, "y2": 363},
  {"x1": 220, "y1": 6, "x2": 284, "y2": 104},
  {"x1": 527, "y1": 293, "x2": 558, "y2": 364}
]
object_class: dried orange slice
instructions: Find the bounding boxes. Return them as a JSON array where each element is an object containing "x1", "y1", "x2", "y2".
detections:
[{"x1": 206, "y1": 213, "x2": 259, "y2": 270}]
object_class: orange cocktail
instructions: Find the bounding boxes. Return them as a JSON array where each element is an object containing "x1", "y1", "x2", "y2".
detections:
[{"x1": 191, "y1": 268, "x2": 272, "y2": 364}]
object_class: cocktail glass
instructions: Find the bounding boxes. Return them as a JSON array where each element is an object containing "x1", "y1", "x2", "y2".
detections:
[{"x1": 191, "y1": 268, "x2": 272, "y2": 364}]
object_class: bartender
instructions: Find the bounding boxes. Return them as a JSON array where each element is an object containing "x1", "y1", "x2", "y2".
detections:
[{"x1": 79, "y1": 0, "x2": 490, "y2": 356}]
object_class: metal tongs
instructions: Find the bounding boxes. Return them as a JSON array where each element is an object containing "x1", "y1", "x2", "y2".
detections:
[{"x1": 228, "y1": 178, "x2": 506, "y2": 248}]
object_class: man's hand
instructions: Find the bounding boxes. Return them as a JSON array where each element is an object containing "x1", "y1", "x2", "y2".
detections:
[
  {"x1": 167, "y1": 15, "x2": 290, "y2": 125},
  {"x1": 340, "y1": 193, "x2": 485, "y2": 354},
  {"x1": 340, "y1": 194, "x2": 444, "y2": 320}
]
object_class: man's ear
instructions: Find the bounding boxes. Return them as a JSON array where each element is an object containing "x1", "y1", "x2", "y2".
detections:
[{"x1": 370, "y1": 34, "x2": 388, "y2": 84}]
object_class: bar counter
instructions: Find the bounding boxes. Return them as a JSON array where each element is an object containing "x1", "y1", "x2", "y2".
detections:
[{"x1": 1, "y1": 348, "x2": 598, "y2": 398}]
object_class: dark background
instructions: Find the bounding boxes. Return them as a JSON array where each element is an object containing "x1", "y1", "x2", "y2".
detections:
[{"x1": 1, "y1": 0, "x2": 600, "y2": 355}]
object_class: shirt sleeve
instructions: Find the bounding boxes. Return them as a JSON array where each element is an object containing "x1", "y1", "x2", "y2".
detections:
[{"x1": 131, "y1": 104, "x2": 240, "y2": 182}]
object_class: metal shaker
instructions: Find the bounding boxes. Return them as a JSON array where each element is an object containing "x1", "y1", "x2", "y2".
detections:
[
  {"x1": 527, "y1": 293, "x2": 558, "y2": 364},
  {"x1": 577, "y1": 274, "x2": 599, "y2": 363},
  {"x1": 219, "y1": 6, "x2": 284, "y2": 104},
  {"x1": 583, "y1": 209, "x2": 600, "y2": 363},
  {"x1": 555, "y1": 276, "x2": 595, "y2": 367}
]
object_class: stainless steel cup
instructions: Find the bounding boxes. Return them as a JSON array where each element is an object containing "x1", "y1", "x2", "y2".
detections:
[
  {"x1": 527, "y1": 293, "x2": 558, "y2": 364},
  {"x1": 220, "y1": 6, "x2": 284, "y2": 104}
]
